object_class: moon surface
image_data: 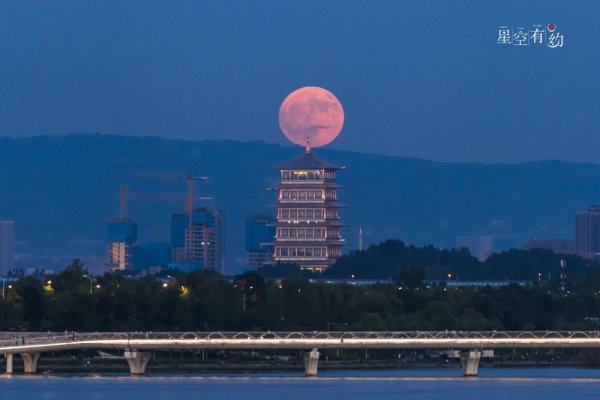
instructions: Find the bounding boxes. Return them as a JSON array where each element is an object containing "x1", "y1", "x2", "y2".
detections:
[{"x1": 278, "y1": 86, "x2": 344, "y2": 148}]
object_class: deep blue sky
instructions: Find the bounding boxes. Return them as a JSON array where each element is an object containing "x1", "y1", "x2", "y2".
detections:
[{"x1": 0, "y1": 0, "x2": 598, "y2": 162}]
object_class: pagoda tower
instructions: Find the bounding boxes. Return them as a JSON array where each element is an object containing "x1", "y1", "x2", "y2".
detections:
[{"x1": 273, "y1": 141, "x2": 344, "y2": 272}]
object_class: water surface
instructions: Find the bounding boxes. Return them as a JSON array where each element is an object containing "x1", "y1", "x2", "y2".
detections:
[{"x1": 1, "y1": 368, "x2": 600, "y2": 400}]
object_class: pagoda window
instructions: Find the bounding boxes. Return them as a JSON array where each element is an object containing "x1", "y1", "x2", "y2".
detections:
[
  {"x1": 298, "y1": 210, "x2": 306, "y2": 218},
  {"x1": 299, "y1": 191, "x2": 307, "y2": 200},
  {"x1": 289, "y1": 229, "x2": 297, "y2": 237},
  {"x1": 281, "y1": 247, "x2": 289, "y2": 256},
  {"x1": 290, "y1": 191, "x2": 297, "y2": 200},
  {"x1": 283, "y1": 171, "x2": 291, "y2": 180},
  {"x1": 298, "y1": 229, "x2": 305, "y2": 237},
  {"x1": 290, "y1": 210, "x2": 297, "y2": 218},
  {"x1": 315, "y1": 191, "x2": 323, "y2": 199},
  {"x1": 282, "y1": 190, "x2": 290, "y2": 200},
  {"x1": 306, "y1": 210, "x2": 314, "y2": 218},
  {"x1": 307, "y1": 191, "x2": 315, "y2": 199},
  {"x1": 280, "y1": 229, "x2": 289, "y2": 238}
]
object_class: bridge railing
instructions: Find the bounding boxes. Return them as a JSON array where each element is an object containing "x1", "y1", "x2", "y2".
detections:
[{"x1": 2, "y1": 330, "x2": 600, "y2": 347}]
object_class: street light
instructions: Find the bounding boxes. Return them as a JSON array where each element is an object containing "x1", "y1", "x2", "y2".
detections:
[{"x1": 82, "y1": 275, "x2": 93, "y2": 295}]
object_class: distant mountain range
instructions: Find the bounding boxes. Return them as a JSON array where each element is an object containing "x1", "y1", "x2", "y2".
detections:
[{"x1": 1, "y1": 134, "x2": 599, "y2": 274}]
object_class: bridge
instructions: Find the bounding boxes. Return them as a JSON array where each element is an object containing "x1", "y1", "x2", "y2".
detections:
[{"x1": 3, "y1": 331, "x2": 600, "y2": 377}]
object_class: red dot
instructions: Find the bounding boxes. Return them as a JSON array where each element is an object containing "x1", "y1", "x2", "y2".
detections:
[{"x1": 548, "y1": 24, "x2": 556, "y2": 32}]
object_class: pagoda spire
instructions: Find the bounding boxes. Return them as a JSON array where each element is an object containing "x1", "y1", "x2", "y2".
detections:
[{"x1": 305, "y1": 136, "x2": 311, "y2": 153}]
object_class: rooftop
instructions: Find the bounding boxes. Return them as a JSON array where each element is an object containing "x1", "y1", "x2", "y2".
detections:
[{"x1": 277, "y1": 149, "x2": 341, "y2": 171}]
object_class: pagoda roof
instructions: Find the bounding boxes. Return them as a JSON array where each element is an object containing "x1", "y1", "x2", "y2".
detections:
[{"x1": 277, "y1": 150, "x2": 341, "y2": 170}]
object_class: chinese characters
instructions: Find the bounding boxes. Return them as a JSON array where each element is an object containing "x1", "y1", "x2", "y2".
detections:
[{"x1": 497, "y1": 24, "x2": 564, "y2": 48}]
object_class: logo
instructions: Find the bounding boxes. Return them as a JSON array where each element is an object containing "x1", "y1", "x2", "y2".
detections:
[{"x1": 497, "y1": 24, "x2": 564, "y2": 48}]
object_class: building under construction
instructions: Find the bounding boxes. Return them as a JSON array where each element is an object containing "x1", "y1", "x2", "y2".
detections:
[
  {"x1": 170, "y1": 207, "x2": 224, "y2": 273},
  {"x1": 245, "y1": 214, "x2": 276, "y2": 268},
  {"x1": 108, "y1": 188, "x2": 137, "y2": 271}
]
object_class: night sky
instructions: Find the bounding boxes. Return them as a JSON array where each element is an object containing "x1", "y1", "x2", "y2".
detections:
[{"x1": 0, "y1": 0, "x2": 598, "y2": 162}]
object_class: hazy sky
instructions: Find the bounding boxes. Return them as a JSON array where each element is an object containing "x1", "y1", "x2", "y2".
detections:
[{"x1": 0, "y1": 0, "x2": 598, "y2": 162}]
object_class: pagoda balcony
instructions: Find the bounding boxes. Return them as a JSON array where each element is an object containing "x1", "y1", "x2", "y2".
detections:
[
  {"x1": 278, "y1": 182, "x2": 343, "y2": 188},
  {"x1": 275, "y1": 220, "x2": 343, "y2": 226}
]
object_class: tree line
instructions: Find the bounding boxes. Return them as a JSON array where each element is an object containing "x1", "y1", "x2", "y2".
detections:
[
  {"x1": 3, "y1": 253, "x2": 600, "y2": 332},
  {"x1": 323, "y1": 239, "x2": 597, "y2": 281}
]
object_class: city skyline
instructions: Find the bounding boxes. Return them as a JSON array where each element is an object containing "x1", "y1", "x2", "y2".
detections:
[{"x1": 3, "y1": 1, "x2": 600, "y2": 395}]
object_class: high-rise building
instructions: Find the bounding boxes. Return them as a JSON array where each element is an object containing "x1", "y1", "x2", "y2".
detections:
[
  {"x1": 108, "y1": 218, "x2": 137, "y2": 271},
  {"x1": 456, "y1": 235, "x2": 493, "y2": 261},
  {"x1": 0, "y1": 220, "x2": 15, "y2": 275},
  {"x1": 273, "y1": 146, "x2": 344, "y2": 272},
  {"x1": 171, "y1": 207, "x2": 224, "y2": 273},
  {"x1": 245, "y1": 215, "x2": 276, "y2": 268},
  {"x1": 575, "y1": 205, "x2": 600, "y2": 259}
]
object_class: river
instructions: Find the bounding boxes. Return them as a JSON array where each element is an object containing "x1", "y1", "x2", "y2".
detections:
[{"x1": 1, "y1": 368, "x2": 600, "y2": 399}]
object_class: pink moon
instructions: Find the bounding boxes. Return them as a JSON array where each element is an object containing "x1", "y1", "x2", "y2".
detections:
[{"x1": 278, "y1": 86, "x2": 344, "y2": 148}]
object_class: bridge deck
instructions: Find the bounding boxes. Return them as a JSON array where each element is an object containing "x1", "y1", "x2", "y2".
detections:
[{"x1": 2, "y1": 331, "x2": 600, "y2": 354}]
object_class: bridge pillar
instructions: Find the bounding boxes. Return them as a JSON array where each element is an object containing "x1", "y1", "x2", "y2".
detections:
[
  {"x1": 460, "y1": 349, "x2": 481, "y2": 377},
  {"x1": 21, "y1": 352, "x2": 41, "y2": 374},
  {"x1": 124, "y1": 350, "x2": 151, "y2": 375},
  {"x1": 304, "y1": 349, "x2": 320, "y2": 377},
  {"x1": 5, "y1": 354, "x2": 13, "y2": 374}
]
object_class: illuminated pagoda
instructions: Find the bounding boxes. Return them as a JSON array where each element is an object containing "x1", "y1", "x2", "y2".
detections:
[{"x1": 273, "y1": 141, "x2": 344, "y2": 272}]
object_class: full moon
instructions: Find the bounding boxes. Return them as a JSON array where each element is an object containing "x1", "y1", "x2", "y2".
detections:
[{"x1": 278, "y1": 86, "x2": 344, "y2": 148}]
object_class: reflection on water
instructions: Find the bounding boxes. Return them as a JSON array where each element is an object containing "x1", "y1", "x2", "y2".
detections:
[{"x1": 2, "y1": 368, "x2": 600, "y2": 400}]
